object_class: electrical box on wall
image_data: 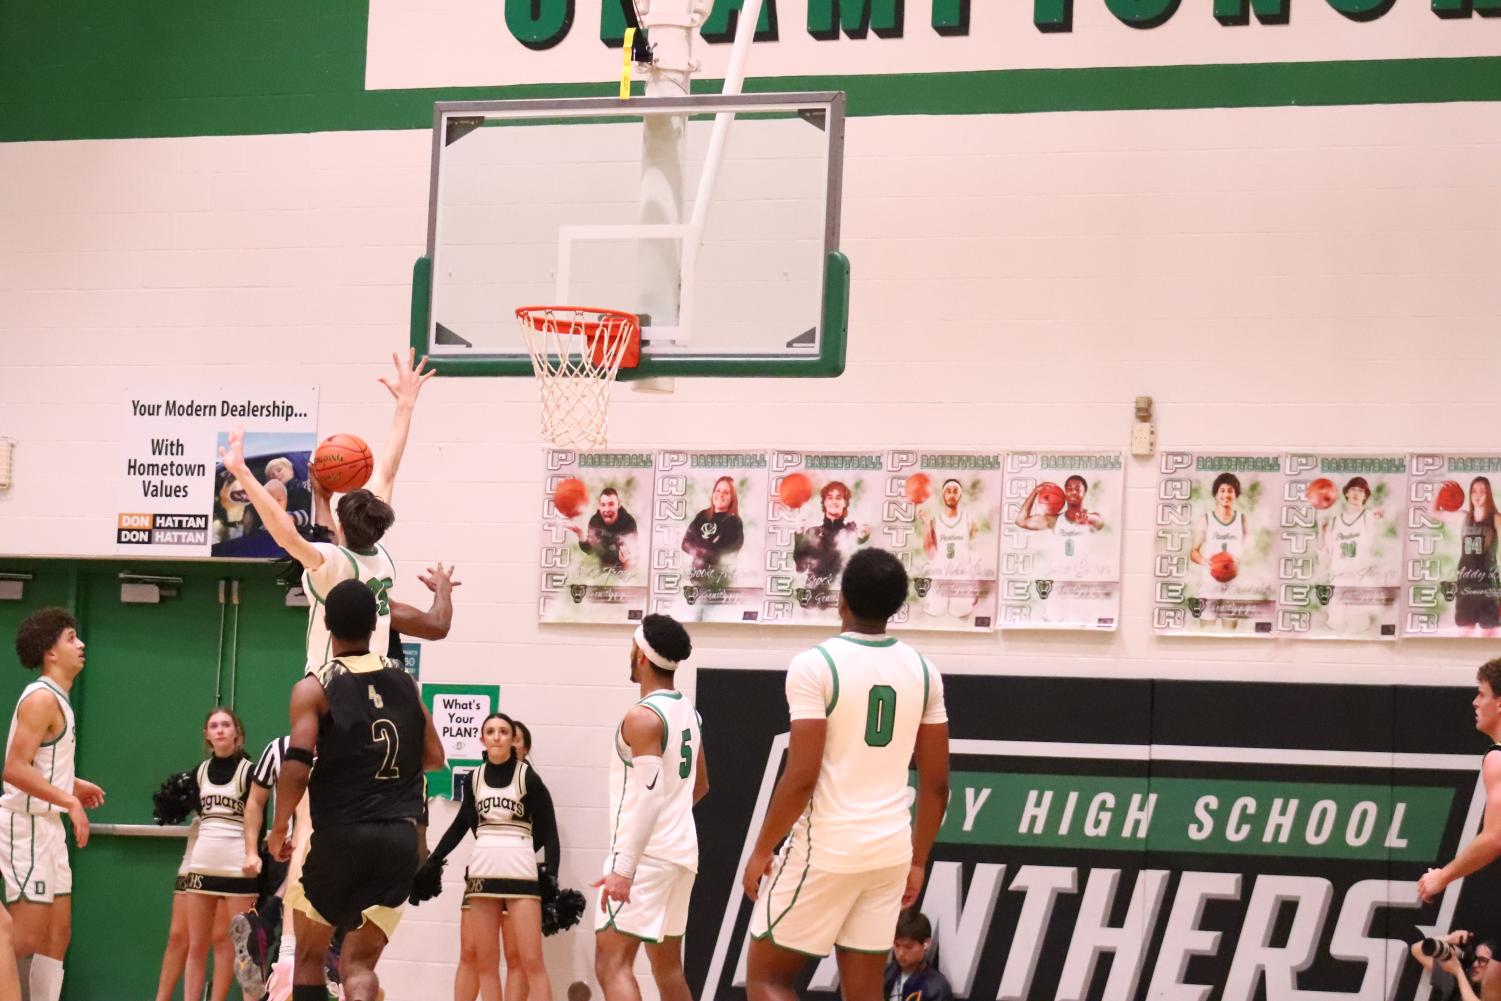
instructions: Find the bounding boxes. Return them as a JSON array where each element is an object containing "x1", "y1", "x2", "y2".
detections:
[{"x1": 1131, "y1": 396, "x2": 1156, "y2": 456}]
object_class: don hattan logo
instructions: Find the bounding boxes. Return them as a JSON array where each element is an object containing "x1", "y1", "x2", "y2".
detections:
[{"x1": 700, "y1": 737, "x2": 1477, "y2": 1001}]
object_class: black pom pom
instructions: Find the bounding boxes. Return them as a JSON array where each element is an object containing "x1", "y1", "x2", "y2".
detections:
[
  {"x1": 541, "y1": 871, "x2": 586, "y2": 936},
  {"x1": 152, "y1": 771, "x2": 199, "y2": 826},
  {"x1": 408, "y1": 857, "x2": 446, "y2": 906}
]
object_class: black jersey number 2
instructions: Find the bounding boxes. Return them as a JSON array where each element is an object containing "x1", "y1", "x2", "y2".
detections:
[{"x1": 371, "y1": 719, "x2": 401, "y2": 780}]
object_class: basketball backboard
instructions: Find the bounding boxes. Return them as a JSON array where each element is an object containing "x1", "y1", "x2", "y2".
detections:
[{"x1": 411, "y1": 92, "x2": 848, "y2": 380}]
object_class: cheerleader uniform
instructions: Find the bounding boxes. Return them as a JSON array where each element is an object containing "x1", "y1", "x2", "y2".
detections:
[
  {"x1": 430, "y1": 757, "x2": 559, "y2": 903},
  {"x1": 183, "y1": 755, "x2": 257, "y2": 896}
]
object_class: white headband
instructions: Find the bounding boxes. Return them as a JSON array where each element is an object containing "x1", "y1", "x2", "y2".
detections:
[{"x1": 634, "y1": 625, "x2": 680, "y2": 671}]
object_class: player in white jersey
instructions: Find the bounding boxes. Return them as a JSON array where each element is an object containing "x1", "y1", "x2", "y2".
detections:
[
  {"x1": 2, "y1": 608, "x2": 104, "y2": 1001},
  {"x1": 920, "y1": 479, "x2": 980, "y2": 618},
  {"x1": 1190, "y1": 471, "x2": 1248, "y2": 593},
  {"x1": 744, "y1": 549, "x2": 949, "y2": 1001},
  {"x1": 594, "y1": 614, "x2": 707, "y2": 1001}
]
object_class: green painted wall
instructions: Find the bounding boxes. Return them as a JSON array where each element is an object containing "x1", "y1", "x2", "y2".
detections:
[{"x1": 0, "y1": 559, "x2": 306, "y2": 1000}]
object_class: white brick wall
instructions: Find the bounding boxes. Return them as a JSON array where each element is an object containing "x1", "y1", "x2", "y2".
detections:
[{"x1": 2, "y1": 100, "x2": 1499, "y2": 999}]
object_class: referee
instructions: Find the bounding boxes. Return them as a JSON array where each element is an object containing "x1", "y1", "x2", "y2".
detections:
[{"x1": 267, "y1": 579, "x2": 444, "y2": 1001}]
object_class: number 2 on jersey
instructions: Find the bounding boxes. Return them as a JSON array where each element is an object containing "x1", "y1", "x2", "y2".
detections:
[
  {"x1": 371, "y1": 718, "x2": 400, "y2": 779},
  {"x1": 864, "y1": 685, "x2": 897, "y2": 747}
]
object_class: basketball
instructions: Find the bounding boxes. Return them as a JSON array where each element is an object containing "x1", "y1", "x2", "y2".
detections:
[
  {"x1": 553, "y1": 477, "x2": 588, "y2": 518},
  {"x1": 1036, "y1": 481, "x2": 1066, "y2": 516},
  {"x1": 1209, "y1": 551, "x2": 1238, "y2": 584},
  {"x1": 778, "y1": 472, "x2": 814, "y2": 509},
  {"x1": 904, "y1": 472, "x2": 931, "y2": 504},
  {"x1": 1306, "y1": 477, "x2": 1338, "y2": 510},
  {"x1": 1436, "y1": 479, "x2": 1465, "y2": 513},
  {"x1": 310, "y1": 434, "x2": 373, "y2": 494}
]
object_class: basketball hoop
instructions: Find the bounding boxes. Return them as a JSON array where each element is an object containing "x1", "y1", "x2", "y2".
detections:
[{"x1": 516, "y1": 306, "x2": 641, "y2": 448}]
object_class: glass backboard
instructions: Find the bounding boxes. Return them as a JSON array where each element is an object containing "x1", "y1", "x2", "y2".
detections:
[{"x1": 412, "y1": 92, "x2": 848, "y2": 380}]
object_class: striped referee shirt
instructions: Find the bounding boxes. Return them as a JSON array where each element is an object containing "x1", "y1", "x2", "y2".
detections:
[{"x1": 253, "y1": 735, "x2": 292, "y2": 790}]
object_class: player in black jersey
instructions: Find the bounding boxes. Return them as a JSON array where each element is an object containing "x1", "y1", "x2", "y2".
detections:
[{"x1": 267, "y1": 579, "x2": 444, "y2": 1001}]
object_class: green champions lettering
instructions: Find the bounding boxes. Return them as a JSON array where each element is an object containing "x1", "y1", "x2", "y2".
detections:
[
  {"x1": 700, "y1": 0, "x2": 779, "y2": 44},
  {"x1": 1213, "y1": 0, "x2": 1290, "y2": 23},
  {"x1": 506, "y1": 0, "x2": 574, "y2": 50},
  {"x1": 1105, "y1": 0, "x2": 1182, "y2": 29},
  {"x1": 931, "y1": 0, "x2": 971, "y2": 34},
  {"x1": 807, "y1": 0, "x2": 904, "y2": 39}
]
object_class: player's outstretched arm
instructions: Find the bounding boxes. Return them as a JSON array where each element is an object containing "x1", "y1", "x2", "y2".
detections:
[
  {"x1": 741, "y1": 719, "x2": 826, "y2": 900},
  {"x1": 220, "y1": 427, "x2": 325, "y2": 570},
  {"x1": 2, "y1": 693, "x2": 88, "y2": 846},
  {"x1": 907, "y1": 721, "x2": 951, "y2": 907},
  {"x1": 391, "y1": 564, "x2": 461, "y2": 641},
  {"x1": 367, "y1": 348, "x2": 435, "y2": 505},
  {"x1": 1420, "y1": 754, "x2": 1501, "y2": 902}
]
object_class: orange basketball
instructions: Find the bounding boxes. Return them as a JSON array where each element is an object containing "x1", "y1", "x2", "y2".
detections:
[
  {"x1": 1306, "y1": 477, "x2": 1338, "y2": 510},
  {"x1": 1436, "y1": 479, "x2": 1465, "y2": 513},
  {"x1": 778, "y1": 472, "x2": 813, "y2": 510},
  {"x1": 311, "y1": 434, "x2": 373, "y2": 494},
  {"x1": 1209, "y1": 551, "x2": 1238, "y2": 583},
  {"x1": 904, "y1": 472, "x2": 931, "y2": 504},
  {"x1": 1036, "y1": 481, "x2": 1065, "y2": 516},
  {"x1": 553, "y1": 477, "x2": 588, "y2": 518}
]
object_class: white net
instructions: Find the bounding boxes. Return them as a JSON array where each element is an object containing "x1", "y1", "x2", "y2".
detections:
[{"x1": 516, "y1": 306, "x2": 640, "y2": 448}]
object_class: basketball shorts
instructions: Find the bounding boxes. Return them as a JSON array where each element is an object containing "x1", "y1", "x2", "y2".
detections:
[
  {"x1": 0, "y1": 809, "x2": 71, "y2": 904},
  {"x1": 748, "y1": 858, "x2": 909, "y2": 957},
  {"x1": 295, "y1": 820, "x2": 418, "y2": 940},
  {"x1": 594, "y1": 855, "x2": 695, "y2": 943}
]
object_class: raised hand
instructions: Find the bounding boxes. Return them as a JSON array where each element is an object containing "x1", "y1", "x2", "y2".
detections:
[{"x1": 378, "y1": 348, "x2": 436, "y2": 408}]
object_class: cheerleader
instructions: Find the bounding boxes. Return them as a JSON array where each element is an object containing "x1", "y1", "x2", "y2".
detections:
[
  {"x1": 428, "y1": 714, "x2": 558, "y2": 1001},
  {"x1": 182, "y1": 707, "x2": 257, "y2": 1001}
]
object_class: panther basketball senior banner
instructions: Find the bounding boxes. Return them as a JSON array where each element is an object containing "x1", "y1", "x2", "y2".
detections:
[
  {"x1": 649, "y1": 451, "x2": 770, "y2": 623},
  {"x1": 1153, "y1": 451, "x2": 1283, "y2": 635},
  {"x1": 1404, "y1": 454, "x2": 1501, "y2": 638},
  {"x1": 540, "y1": 449, "x2": 654, "y2": 623},
  {"x1": 1279, "y1": 454, "x2": 1405, "y2": 640},
  {"x1": 881, "y1": 451, "x2": 1001, "y2": 631},
  {"x1": 765, "y1": 450, "x2": 882, "y2": 625},
  {"x1": 1000, "y1": 451, "x2": 1124, "y2": 630},
  {"x1": 116, "y1": 386, "x2": 318, "y2": 557}
]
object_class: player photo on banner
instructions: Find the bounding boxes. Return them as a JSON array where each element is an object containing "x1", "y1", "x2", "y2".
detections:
[
  {"x1": 1278, "y1": 454, "x2": 1404, "y2": 639},
  {"x1": 765, "y1": 450, "x2": 881, "y2": 625},
  {"x1": 1404, "y1": 454, "x2": 1501, "y2": 638},
  {"x1": 999, "y1": 452, "x2": 1124, "y2": 630},
  {"x1": 648, "y1": 451, "x2": 770, "y2": 623},
  {"x1": 116, "y1": 386, "x2": 318, "y2": 558},
  {"x1": 539, "y1": 449, "x2": 653, "y2": 623},
  {"x1": 1153, "y1": 452, "x2": 1283, "y2": 636},
  {"x1": 881, "y1": 451, "x2": 1001, "y2": 631}
]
